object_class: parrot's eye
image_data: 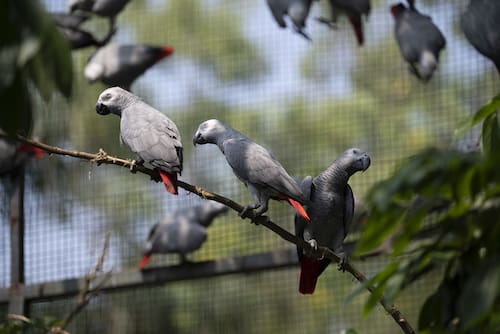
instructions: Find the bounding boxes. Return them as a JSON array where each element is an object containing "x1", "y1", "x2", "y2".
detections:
[
  {"x1": 352, "y1": 149, "x2": 358, "y2": 154},
  {"x1": 102, "y1": 93, "x2": 112, "y2": 101}
]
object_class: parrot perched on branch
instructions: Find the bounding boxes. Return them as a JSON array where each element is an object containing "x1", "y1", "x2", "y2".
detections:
[
  {"x1": 266, "y1": 0, "x2": 317, "y2": 41},
  {"x1": 85, "y1": 42, "x2": 174, "y2": 90},
  {"x1": 192, "y1": 119, "x2": 309, "y2": 221},
  {"x1": 95, "y1": 87, "x2": 183, "y2": 194},
  {"x1": 51, "y1": 12, "x2": 115, "y2": 50},
  {"x1": 137, "y1": 201, "x2": 229, "y2": 269},
  {"x1": 295, "y1": 148, "x2": 370, "y2": 294},
  {"x1": 316, "y1": 0, "x2": 371, "y2": 46},
  {"x1": 391, "y1": 3, "x2": 446, "y2": 81},
  {"x1": 461, "y1": 0, "x2": 500, "y2": 74}
]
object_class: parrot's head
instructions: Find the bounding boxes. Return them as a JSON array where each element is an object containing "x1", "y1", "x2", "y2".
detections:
[
  {"x1": 192, "y1": 119, "x2": 227, "y2": 146},
  {"x1": 390, "y1": 3, "x2": 406, "y2": 18},
  {"x1": 95, "y1": 86, "x2": 136, "y2": 116},
  {"x1": 340, "y1": 148, "x2": 371, "y2": 176}
]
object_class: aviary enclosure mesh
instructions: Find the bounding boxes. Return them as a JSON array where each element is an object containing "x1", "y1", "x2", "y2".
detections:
[{"x1": 0, "y1": 0, "x2": 498, "y2": 333}]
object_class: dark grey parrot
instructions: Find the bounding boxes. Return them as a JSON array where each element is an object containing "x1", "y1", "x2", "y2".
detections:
[
  {"x1": 193, "y1": 119, "x2": 310, "y2": 221},
  {"x1": 85, "y1": 42, "x2": 174, "y2": 90},
  {"x1": 295, "y1": 148, "x2": 370, "y2": 294},
  {"x1": 137, "y1": 201, "x2": 229, "y2": 269},
  {"x1": 391, "y1": 3, "x2": 446, "y2": 81},
  {"x1": 316, "y1": 0, "x2": 371, "y2": 45},
  {"x1": 461, "y1": 0, "x2": 500, "y2": 73},
  {"x1": 0, "y1": 132, "x2": 43, "y2": 177},
  {"x1": 266, "y1": 0, "x2": 318, "y2": 41},
  {"x1": 51, "y1": 12, "x2": 115, "y2": 50},
  {"x1": 69, "y1": 0, "x2": 130, "y2": 28},
  {"x1": 95, "y1": 87, "x2": 183, "y2": 194}
]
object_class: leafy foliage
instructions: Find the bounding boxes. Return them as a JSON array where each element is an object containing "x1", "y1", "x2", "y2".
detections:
[
  {"x1": 0, "y1": 0, "x2": 72, "y2": 135},
  {"x1": 355, "y1": 96, "x2": 500, "y2": 333}
]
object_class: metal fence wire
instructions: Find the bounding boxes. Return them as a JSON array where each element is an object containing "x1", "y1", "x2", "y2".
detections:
[{"x1": 1, "y1": 0, "x2": 498, "y2": 333}]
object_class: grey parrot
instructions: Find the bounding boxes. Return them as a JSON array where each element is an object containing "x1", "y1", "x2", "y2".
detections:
[
  {"x1": 391, "y1": 3, "x2": 446, "y2": 81},
  {"x1": 461, "y1": 0, "x2": 500, "y2": 73},
  {"x1": 295, "y1": 148, "x2": 370, "y2": 294},
  {"x1": 95, "y1": 87, "x2": 183, "y2": 194},
  {"x1": 69, "y1": 0, "x2": 130, "y2": 28},
  {"x1": 51, "y1": 12, "x2": 115, "y2": 50},
  {"x1": 137, "y1": 201, "x2": 229, "y2": 269},
  {"x1": 316, "y1": 0, "x2": 371, "y2": 45},
  {"x1": 85, "y1": 42, "x2": 174, "y2": 90},
  {"x1": 266, "y1": 0, "x2": 317, "y2": 41},
  {"x1": 192, "y1": 119, "x2": 310, "y2": 221}
]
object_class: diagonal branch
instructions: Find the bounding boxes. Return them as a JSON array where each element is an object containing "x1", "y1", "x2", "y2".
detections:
[{"x1": 15, "y1": 135, "x2": 415, "y2": 334}]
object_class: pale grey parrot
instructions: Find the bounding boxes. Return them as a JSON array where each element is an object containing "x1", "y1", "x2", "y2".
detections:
[
  {"x1": 461, "y1": 0, "x2": 500, "y2": 74},
  {"x1": 295, "y1": 148, "x2": 370, "y2": 294},
  {"x1": 266, "y1": 0, "x2": 317, "y2": 41},
  {"x1": 316, "y1": 0, "x2": 371, "y2": 45},
  {"x1": 95, "y1": 87, "x2": 183, "y2": 194},
  {"x1": 137, "y1": 201, "x2": 229, "y2": 269},
  {"x1": 391, "y1": 3, "x2": 446, "y2": 81},
  {"x1": 51, "y1": 12, "x2": 115, "y2": 50},
  {"x1": 192, "y1": 119, "x2": 309, "y2": 221},
  {"x1": 85, "y1": 42, "x2": 174, "y2": 90}
]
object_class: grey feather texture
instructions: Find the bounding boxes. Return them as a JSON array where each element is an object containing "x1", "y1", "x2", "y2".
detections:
[
  {"x1": 193, "y1": 119, "x2": 306, "y2": 217},
  {"x1": 69, "y1": 0, "x2": 130, "y2": 18},
  {"x1": 295, "y1": 148, "x2": 370, "y2": 268},
  {"x1": 143, "y1": 202, "x2": 228, "y2": 261},
  {"x1": 391, "y1": 3, "x2": 446, "y2": 81},
  {"x1": 95, "y1": 87, "x2": 183, "y2": 176}
]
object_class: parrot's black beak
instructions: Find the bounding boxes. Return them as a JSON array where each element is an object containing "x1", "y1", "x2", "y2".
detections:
[
  {"x1": 362, "y1": 155, "x2": 371, "y2": 171},
  {"x1": 192, "y1": 132, "x2": 202, "y2": 146},
  {"x1": 95, "y1": 103, "x2": 110, "y2": 115}
]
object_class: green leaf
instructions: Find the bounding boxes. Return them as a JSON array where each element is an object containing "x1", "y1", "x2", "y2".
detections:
[
  {"x1": 455, "y1": 94, "x2": 500, "y2": 139},
  {"x1": 482, "y1": 112, "x2": 500, "y2": 157},
  {"x1": 0, "y1": 71, "x2": 32, "y2": 135}
]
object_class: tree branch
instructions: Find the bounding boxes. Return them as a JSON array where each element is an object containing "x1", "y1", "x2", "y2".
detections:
[{"x1": 16, "y1": 135, "x2": 416, "y2": 334}]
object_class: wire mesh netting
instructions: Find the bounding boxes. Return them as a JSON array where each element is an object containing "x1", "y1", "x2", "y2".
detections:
[{"x1": 1, "y1": 0, "x2": 499, "y2": 333}]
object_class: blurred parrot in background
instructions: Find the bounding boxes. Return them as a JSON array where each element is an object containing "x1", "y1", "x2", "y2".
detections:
[
  {"x1": 69, "y1": 0, "x2": 130, "y2": 28},
  {"x1": 95, "y1": 87, "x2": 183, "y2": 194},
  {"x1": 295, "y1": 148, "x2": 370, "y2": 294},
  {"x1": 137, "y1": 201, "x2": 229, "y2": 269},
  {"x1": 193, "y1": 119, "x2": 310, "y2": 221},
  {"x1": 266, "y1": 0, "x2": 318, "y2": 40},
  {"x1": 51, "y1": 12, "x2": 115, "y2": 50},
  {"x1": 84, "y1": 42, "x2": 174, "y2": 90},
  {"x1": 461, "y1": 0, "x2": 500, "y2": 73},
  {"x1": 316, "y1": 0, "x2": 371, "y2": 46},
  {"x1": 391, "y1": 3, "x2": 446, "y2": 81},
  {"x1": 0, "y1": 135, "x2": 43, "y2": 177}
]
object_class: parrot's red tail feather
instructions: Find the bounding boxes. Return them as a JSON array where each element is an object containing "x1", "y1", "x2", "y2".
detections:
[
  {"x1": 159, "y1": 171, "x2": 178, "y2": 195},
  {"x1": 287, "y1": 198, "x2": 310, "y2": 221},
  {"x1": 299, "y1": 257, "x2": 322, "y2": 294},
  {"x1": 137, "y1": 254, "x2": 151, "y2": 270},
  {"x1": 348, "y1": 16, "x2": 364, "y2": 46},
  {"x1": 16, "y1": 144, "x2": 44, "y2": 159}
]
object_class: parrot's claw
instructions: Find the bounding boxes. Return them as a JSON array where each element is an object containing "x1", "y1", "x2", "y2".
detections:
[
  {"x1": 129, "y1": 159, "x2": 144, "y2": 173},
  {"x1": 337, "y1": 255, "x2": 348, "y2": 272},
  {"x1": 239, "y1": 204, "x2": 260, "y2": 220},
  {"x1": 295, "y1": 28, "x2": 312, "y2": 41},
  {"x1": 315, "y1": 17, "x2": 338, "y2": 29},
  {"x1": 305, "y1": 239, "x2": 318, "y2": 256}
]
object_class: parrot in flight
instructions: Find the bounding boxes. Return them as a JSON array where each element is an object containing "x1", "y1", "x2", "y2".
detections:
[
  {"x1": 391, "y1": 3, "x2": 446, "y2": 81},
  {"x1": 266, "y1": 0, "x2": 318, "y2": 41},
  {"x1": 95, "y1": 87, "x2": 183, "y2": 194},
  {"x1": 316, "y1": 0, "x2": 371, "y2": 46},
  {"x1": 51, "y1": 12, "x2": 115, "y2": 50},
  {"x1": 461, "y1": 0, "x2": 500, "y2": 74},
  {"x1": 192, "y1": 119, "x2": 310, "y2": 221},
  {"x1": 84, "y1": 42, "x2": 174, "y2": 90},
  {"x1": 137, "y1": 201, "x2": 229, "y2": 269},
  {"x1": 295, "y1": 148, "x2": 370, "y2": 294}
]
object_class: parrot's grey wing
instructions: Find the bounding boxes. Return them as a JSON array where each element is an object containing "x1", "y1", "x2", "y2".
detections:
[
  {"x1": 411, "y1": 13, "x2": 446, "y2": 51},
  {"x1": 396, "y1": 15, "x2": 421, "y2": 62},
  {"x1": 267, "y1": 0, "x2": 287, "y2": 27},
  {"x1": 234, "y1": 142, "x2": 302, "y2": 198},
  {"x1": 299, "y1": 175, "x2": 313, "y2": 201},
  {"x1": 123, "y1": 103, "x2": 182, "y2": 171},
  {"x1": 343, "y1": 184, "x2": 355, "y2": 239}
]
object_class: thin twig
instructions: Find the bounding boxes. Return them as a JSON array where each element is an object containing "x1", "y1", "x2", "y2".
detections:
[
  {"x1": 15, "y1": 135, "x2": 416, "y2": 334},
  {"x1": 56, "y1": 232, "x2": 112, "y2": 332}
]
